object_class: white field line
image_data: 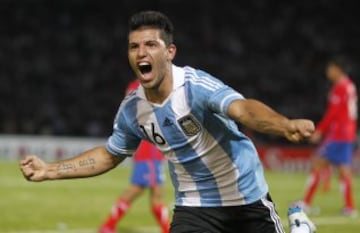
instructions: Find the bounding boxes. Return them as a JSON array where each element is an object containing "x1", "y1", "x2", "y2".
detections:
[{"x1": 2, "y1": 217, "x2": 359, "y2": 233}]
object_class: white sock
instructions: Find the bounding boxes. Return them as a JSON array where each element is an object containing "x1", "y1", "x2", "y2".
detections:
[{"x1": 290, "y1": 223, "x2": 311, "y2": 233}]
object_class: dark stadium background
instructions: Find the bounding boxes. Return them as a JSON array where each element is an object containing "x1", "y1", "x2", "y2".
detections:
[{"x1": 1, "y1": 0, "x2": 359, "y2": 143}]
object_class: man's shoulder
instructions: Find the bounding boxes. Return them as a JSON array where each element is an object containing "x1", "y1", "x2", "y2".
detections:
[
  {"x1": 181, "y1": 65, "x2": 224, "y2": 90},
  {"x1": 344, "y1": 77, "x2": 357, "y2": 92},
  {"x1": 183, "y1": 66, "x2": 212, "y2": 78},
  {"x1": 119, "y1": 91, "x2": 140, "y2": 112},
  {"x1": 334, "y1": 77, "x2": 356, "y2": 95}
]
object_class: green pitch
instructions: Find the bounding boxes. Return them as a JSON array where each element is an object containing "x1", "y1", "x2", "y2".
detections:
[{"x1": 0, "y1": 161, "x2": 359, "y2": 233}]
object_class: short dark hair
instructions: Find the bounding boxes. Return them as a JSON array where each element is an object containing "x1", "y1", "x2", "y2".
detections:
[
  {"x1": 128, "y1": 11, "x2": 174, "y2": 46},
  {"x1": 328, "y1": 56, "x2": 351, "y2": 74}
]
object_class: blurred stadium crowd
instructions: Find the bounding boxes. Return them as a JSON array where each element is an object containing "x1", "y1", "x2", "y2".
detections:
[{"x1": 1, "y1": 0, "x2": 359, "y2": 141}]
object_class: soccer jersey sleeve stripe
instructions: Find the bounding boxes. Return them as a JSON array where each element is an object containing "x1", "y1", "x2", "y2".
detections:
[
  {"x1": 185, "y1": 67, "x2": 223, "y2": 89},
  {"x1": 208, "y1": 87, "x2": 244, "y2": 114},
  {"x1": 186, "y1": 79, "x2": 218, "y2": 91},
  {"x1": 106, "y1": 139, "x2": 136, "y2": 156},
  {"x1": 220, "y1": 93, "x2": 244, "y2": 113},
  {"x1": 194, "y1": 76, "x2": 222, "y2": 89}
]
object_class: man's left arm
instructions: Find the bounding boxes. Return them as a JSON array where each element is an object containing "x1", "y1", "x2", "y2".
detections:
[{"x1": 227, "y1": 99, "x2": 315, "y2": 143}]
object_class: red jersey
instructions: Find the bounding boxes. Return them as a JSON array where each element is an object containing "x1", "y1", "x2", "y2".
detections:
[
  {"x1": 126, "y1": 80, "x2": 140, "y2": 94},
  {"x1": 125, "y1": 80, "x2": 165, "y2": 161},
  {"x1": 133, "y1": 140, "x2": 165, "y2": 161},
  {"x1": 317, "y1": 77, "x2": 358, "y2": 142}
]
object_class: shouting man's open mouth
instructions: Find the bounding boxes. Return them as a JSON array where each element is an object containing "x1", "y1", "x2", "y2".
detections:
[{"x1": 138, "y1": 62, "x2": 152, "y2": 75}]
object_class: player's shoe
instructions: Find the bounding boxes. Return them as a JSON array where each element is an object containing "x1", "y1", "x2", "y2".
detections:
[
  {"x1": 99, "y1": 224, "x2": 116, "y2": 233},
  {"x1": 342, "y1": 207, "x2": 358, "y2": 218},
  {"x1": 288, "y1": 206, "x2": 316, "y2": 233}
]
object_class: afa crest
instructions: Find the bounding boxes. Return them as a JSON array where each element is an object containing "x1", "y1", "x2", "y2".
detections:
[{"x1": 178, "y1": 114, "x2": 201, "y2": 136}]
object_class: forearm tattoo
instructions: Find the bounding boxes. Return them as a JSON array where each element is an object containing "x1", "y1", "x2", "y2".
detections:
[
  {"x1": 78, "y1": 157, "x2": 96, "y2": 169},
  {"x1": 57, "y1": 157, "x2": 96, "y2": 173},
  {"x1": 57, "y1": 162, "x2": 77, "y2": 173}
]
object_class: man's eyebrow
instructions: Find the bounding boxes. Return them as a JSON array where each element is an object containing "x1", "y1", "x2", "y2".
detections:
[{"x1": 128, "y1": 42, "x2": 139, "y2": 46}]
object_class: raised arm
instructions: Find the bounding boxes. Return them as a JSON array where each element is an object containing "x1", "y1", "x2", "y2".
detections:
[
  {"x1": 227, "y1": 99, "x2": 315, "y2": 142},
  {"x1": 19, "y1": 146, "x2": 125, "y2": 182}
]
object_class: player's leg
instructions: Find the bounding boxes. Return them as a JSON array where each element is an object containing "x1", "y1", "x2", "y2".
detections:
[
  {"x1": 150, "y1": 185, "x2": 170, "y2": 233},
  {"x1": 99, "y1": 185, "x2": 145, "y2": 233},
  {"x1": 149, "y1": 160, "x2": 169, "y2": 233},
  {"x1": 320, "y1": 165, "x2": 332, "y2": 193},
  {"x1": 302, "y1": 156, "x2": 329, "y2": 209},
  {"x1": 327, "y1": 142, "x2": 356, "y2": 216},
  {"x1": 335, "y1": 142, "x2": 357, "y2": 216},
  {"x1": 338, "y1": 164, "x2": 357, "y2": 216},
  {"x1": 99, "y1": 161, "x2": 148, "y2": 233}
]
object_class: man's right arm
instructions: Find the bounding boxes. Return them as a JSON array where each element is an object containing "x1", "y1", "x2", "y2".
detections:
[
  {"x1": 20, "y1": 146, "x2": 125, "y2": 182},
  {"x1": 227, "y1": 99, "x2": 315, "y2": 142}
]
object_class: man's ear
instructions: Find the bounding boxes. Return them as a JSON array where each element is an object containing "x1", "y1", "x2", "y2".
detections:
[{"x1": 167, "y1": 44, "x2": 177, "y2": 61}]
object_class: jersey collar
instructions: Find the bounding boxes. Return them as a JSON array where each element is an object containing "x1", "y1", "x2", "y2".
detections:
[
  {"x1": 172, "y1": 64, "x2": 185, "y2": 90},
  {"x1": 137, "y1": 64, "x2": 185, "y2": 100}
]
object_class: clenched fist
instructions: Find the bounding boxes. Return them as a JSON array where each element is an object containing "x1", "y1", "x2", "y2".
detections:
[
  {"x1": 284, "y1": 119, "x2": 315, "y2": 143},
  {"x1": 19, "y1": 155, "x2": 49, "y2": 182}
]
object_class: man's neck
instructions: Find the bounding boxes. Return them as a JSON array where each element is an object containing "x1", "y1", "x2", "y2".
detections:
[
  {"x1": 145, "y1": 66, "x2": 173, "y2": 104},
  {"x1": 333, "y1": 75, "x2": 346, "y2": 84}
]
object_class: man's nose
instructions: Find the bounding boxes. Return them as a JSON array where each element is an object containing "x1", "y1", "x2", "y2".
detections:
[{"x1": 137, "y1": 44, "x2": 147, "y2": 58}]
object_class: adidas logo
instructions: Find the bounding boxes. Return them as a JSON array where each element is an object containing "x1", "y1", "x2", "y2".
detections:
[{"x1": 163, "y1": 117, "x2": 173, "y2": 127}]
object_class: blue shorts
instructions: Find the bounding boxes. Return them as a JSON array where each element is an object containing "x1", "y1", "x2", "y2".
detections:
[
  {"x1": 131, "y1": 160, "x2": 165, "y2": 187},
  {"x1": 318, "y1": 141, "x2": 354, "y2": 166}
]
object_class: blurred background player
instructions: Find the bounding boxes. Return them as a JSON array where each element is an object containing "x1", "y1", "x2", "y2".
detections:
[
  {"x1": 297, "y1": 56, "x2": 358, "y2": 217},
  {"x1": 100, "y1": 80, "x2": 169, "y2": 233}
]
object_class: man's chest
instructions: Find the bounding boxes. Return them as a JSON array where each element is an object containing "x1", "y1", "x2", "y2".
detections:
[{"x1": 134, "y1": 95, "x2": 203, "y2": 147}]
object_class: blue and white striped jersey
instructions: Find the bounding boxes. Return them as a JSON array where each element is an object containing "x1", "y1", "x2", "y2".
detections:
[{"x1": 106, "y1": 65, "x2": 268, "y2": 207}]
